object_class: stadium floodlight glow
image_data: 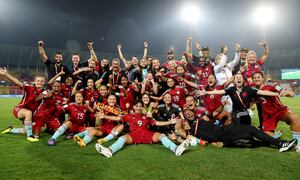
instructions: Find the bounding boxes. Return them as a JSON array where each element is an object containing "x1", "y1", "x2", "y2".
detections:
[
  {"x1": 254, "y1": 5, "x2": 276, "y2": 26},
  {"x1": 181, "y1": 4, "x2": 200, "y2": 24}
]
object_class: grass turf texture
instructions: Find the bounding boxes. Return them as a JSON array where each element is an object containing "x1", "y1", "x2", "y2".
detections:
[{"x1": 0, "y1": 98, "x2": 300, "y2": 180}]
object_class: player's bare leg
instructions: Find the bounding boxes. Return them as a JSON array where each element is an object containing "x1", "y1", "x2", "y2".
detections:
[
  {"x1": 18, "y1": 109, "x2": 38, "y2": 142},
  {"x1": 48, "y1": 121, "x2": 72, "y2": 146},
  {"x1": 96, "y1": 134, "x2": 132, "y2": 157},
  {"x1": 282, "y1": 111, "x2": 300, "y2": 152},
  {"x1": 153, "y1": 132, "x2": 189, "y2": 156},
  {"x1": 98, "y1": 124, "x2": 124, "y2": 144}
]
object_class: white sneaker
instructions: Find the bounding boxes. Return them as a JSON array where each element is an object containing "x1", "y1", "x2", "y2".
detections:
[
  {"x1": 175, "y1": 139, "x2": 189, "y2": 156},
  {"x1": 95, "y1": 143, "x2": 113, "y2": 157},
  {"x1": 279, "y1": 139, "x2": 297, "y2": 152},
  {"x1": 295, "y1": 146, "x2": 300, "y2": 154}
]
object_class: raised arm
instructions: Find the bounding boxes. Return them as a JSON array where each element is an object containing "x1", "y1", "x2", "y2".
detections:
[
  {"x1": 186, "y1": 37, "x2": 192, "y2": 54},
  {"x1": 48, "y1": 71, "x2": 65, "y2": 85},
  {"x1": 117, "y1": 44, "x2": 127, "y2": 66},
  {"x1": 71, "y1": 80, "x2": 82, "y2": 95},
  {"x1": 214, "y1": 53, "x2": 227, "y2": 73},
  {"x1": 87, "y1": 42, "x2": 98, "y2": 63},
  {"x1": 228, "y1": 43, "x2": 241, "y2": 69},
  {"x1": 195, "y1": 42, "x2": 203, "y2": 57},
  {"x1": 142, "y1": 42, "x2": 148, "y2": 59},
  {"x1": 38, "y1": 41, "x2": 48, "y2": 63},
  {"x1": 0, "y1": 67, "x2": 23, "y2": 88},
  {"x1": 259, "y1": 41, "x2": 269, "y2": 63}
]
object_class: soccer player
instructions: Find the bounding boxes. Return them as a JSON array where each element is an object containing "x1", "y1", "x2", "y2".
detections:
[
  {"x1": 72, "y1": 96, "x2": 124, "y2": 147},
  {"x1": 0, "y1": 67, "x2": 44, "y2": 142},
  {"x1": 155, "y1": 93, "x2": 185, "y2": 141},
  {"x1": 95, "y1": 101, "x2": 190, "y2": 157},
  {"x1": 253, "y1": 72, "x2": 300, "y2": 153},
  {"x1": 95, "y1": 95, "x2": 124, "y2": 145},
  {"x1": 200, "y1": 73, "x2": 282, "y2": 125},
  {"x1": 184, "y1": 74, "x2": 233, "y2": 125},
  {"x1": 162, "y1": 78, "x2": 187, "y2": 109},
  {"x1": 117, "y1": 76, "x2": 139, "y2": 111},
  {"x1": 141, "y1": 73, "x2": 158, "y2": 96},
  {"x1": 32, "y1": 82, "x2": 64, "y2": 138},
  {"x1": 47, "y1": 92, "x2": 94, "y2": 145}
]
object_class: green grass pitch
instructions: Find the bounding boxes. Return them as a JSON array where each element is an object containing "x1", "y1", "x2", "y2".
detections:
[{"x1": 0, "y1": 97, "x2": 300, "y2": 180}]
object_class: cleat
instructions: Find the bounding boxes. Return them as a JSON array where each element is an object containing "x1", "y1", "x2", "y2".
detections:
[
  {"x1": 73, "y1": 135, "x2": 86, "y2": 147},
  {"x1": 47, "y1": 138, "x2": 56, "y2": 146},
  {"x1": 0, "y1": 125, "x2": 13, "y2": 134},
  {"x1": 95, "y1": 143, "x2": 112, "y2": 158},
  {"x1": 97, "y1": 138, "x2": 106, "y2": 144},
  {"x1": 211, "y1": 142, "x2": 223, "y2": 148},
  {"x1": 26, "y1": 135, "x2": 39, "y2": 142},
  {"x1": 175, "y1": 139, "x2": 190, "y2": 156},
  {"x1": 279, "y1": 139, "x2": 297, "y2": 152}
]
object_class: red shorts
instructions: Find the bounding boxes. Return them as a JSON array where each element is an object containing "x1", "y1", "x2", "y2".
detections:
[
  {"x1": 129, "y1": 130, "x2": 155, "y2": 144},
  {"x1": 262, "y1": 108, "x2": 289, "y2": 132},
  {"x1": 33, "y1": 117, "x2": 61, "y2": 133},
  {"x1": 13, "y1": 106, "x2": 22, "y2": 119},
  {"x1": 97, "y1": 124, "x2": 115, "y2": 135},
  {"x1": 68, "y1": 124, "x2": 87, "y2": 134}
]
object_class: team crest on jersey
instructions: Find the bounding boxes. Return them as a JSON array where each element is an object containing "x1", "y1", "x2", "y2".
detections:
[
  {"x1": 142, "y1": 116, "x2": 146, "y2": 119},
  {"x1": 210, "y1": 95, "x2": 214, "y2": 98},
  {"x1": 176, "y1": 91, "x2": 180, "y2": 94}
]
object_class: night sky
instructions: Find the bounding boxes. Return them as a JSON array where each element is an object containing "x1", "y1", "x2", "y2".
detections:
[{"x1": 0, "y1": 0, "x2": 299, "y2": 55}]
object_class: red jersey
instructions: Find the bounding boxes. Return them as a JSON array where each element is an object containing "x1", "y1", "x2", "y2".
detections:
[
  {"x1": 15, "y1": 84, "x2": 43, "y2": 112},
  {"x1": 187, "y1": 62, "x2": 213, "y2": 86},
  {"x1": 80, "y1": 88, "x2": 100, "y2": 107},
  {"x1": 122, "y1": 114, "x2": 156, "y2": 132},
  {"x1": 64, "y1": 103, "x2": 89, "y2": 126},
  {"x1": 61, "y1": 84, "x2": 73, "y2": 98},
  {"x1": 35, "y1": 91, "x2": 66, "y2": 117},
  {"x1": 196, "y1": 64, "x2": 214, "y2": 86},
  {"x1": 119, "y1": 84, "x2": 135, "y2": 111},
  {"x1": 242, "y1": 58, "x2": 264, "y2": 84},
  {"x1": 201, "y1": 85, "x2": 224, "y2": 114},
  {"x1": 172, "y1": 73, "x2": 196, "y2": 93},
  {"x1": 256, "y1": 83, "x2": 286, "y2": 118},
  {"x1": 164, "y1": 86, "x2": 187, "y2": 108}
]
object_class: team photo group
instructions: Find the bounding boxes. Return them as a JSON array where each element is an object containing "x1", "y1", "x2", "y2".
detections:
[{"x1": 1, "y1": 37, "x2": 300, "y2": 157}]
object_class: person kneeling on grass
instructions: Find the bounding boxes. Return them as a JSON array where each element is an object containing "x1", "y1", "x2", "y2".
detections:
[
  {"x1": 0, "y1": 67, "x2": 45, "y2": 142},
  {"x1": 95, "y1": 101, "x2": 190, "y2": 157}
]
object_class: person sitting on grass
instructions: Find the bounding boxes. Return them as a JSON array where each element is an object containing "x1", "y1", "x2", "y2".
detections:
[
  {"x1": 0, "y1": 67, "x2": 45, "y2": 142},
  {"x1": 72, "y1": 95, "x2": 124, "y2": 147},
  {"x1": 95, "y1": 101, "x2": 190, "y2": 157},
  {"x1": 47, "y1": 92, "x2": 94, "y2": 145}
]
